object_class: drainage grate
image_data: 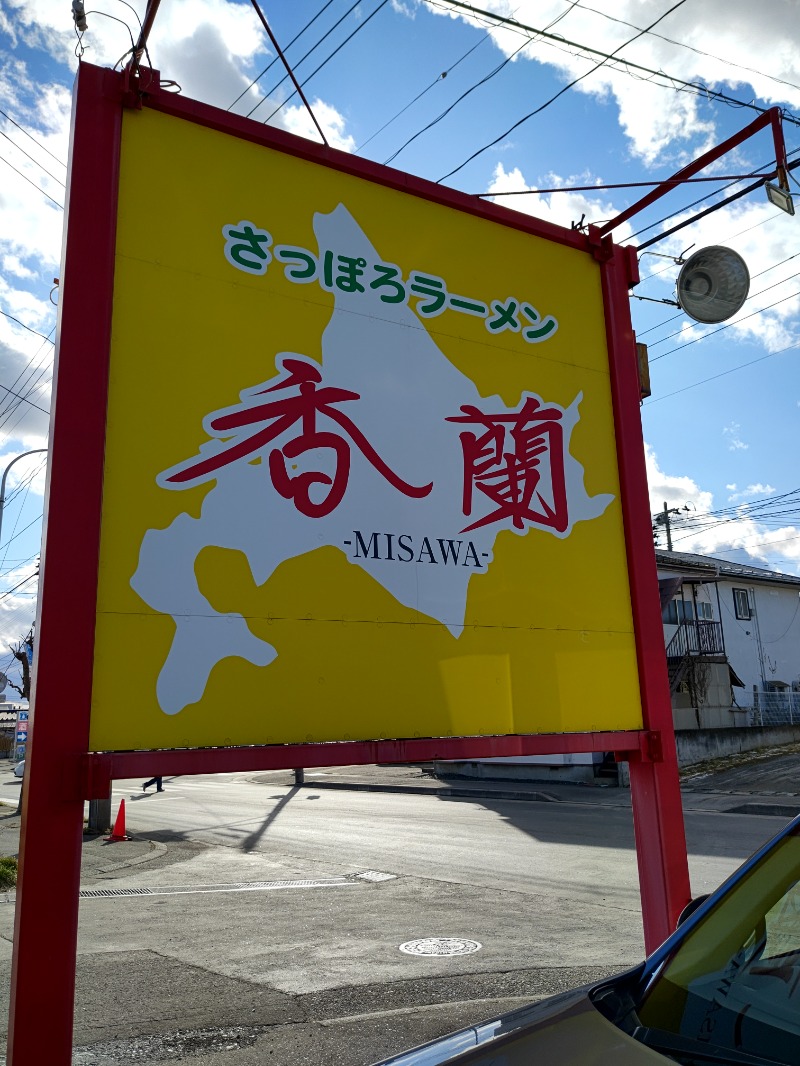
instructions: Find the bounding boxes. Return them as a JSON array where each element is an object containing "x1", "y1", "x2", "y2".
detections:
[
  {"x1": 356, "y1": 871, "x2": 397, "y2": 883},
  {"x1": 78, "y1": 877, "x2": 357, "y2": 899},
  {"x1": 80, "y1": 887, "x2": 153, "y2": 898},
  {"x1": 150, "y1": 878, "x2": 353, "y2": 894},
  {"x1": 399, "y1": 937, "x2": 482, "y2": 957}
]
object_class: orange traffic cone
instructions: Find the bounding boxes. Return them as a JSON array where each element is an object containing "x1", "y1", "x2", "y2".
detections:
[{"x1": 104, "y1": 798, "x2": 129, "y2": 842}]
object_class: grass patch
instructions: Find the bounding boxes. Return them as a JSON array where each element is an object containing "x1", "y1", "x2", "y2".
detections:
[{"x1": 0, "y1": 856, "x2": 18, "y2": 890}]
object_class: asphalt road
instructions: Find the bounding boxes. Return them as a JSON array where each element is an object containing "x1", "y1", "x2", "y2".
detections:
[{"x1": 0, "y1": 771, "x2": 793, "y2": 1065}]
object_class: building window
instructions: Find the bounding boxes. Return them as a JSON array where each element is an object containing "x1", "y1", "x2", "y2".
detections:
[
  {"x1": 662, "y1": 599, "x2": 695, "y2": 625},
  {"x1": 696, "y1": 601, "x2": 713, "y2": 620},
  {"x1": 733, "y1": 587, "x2": 751, "y2": 620}
]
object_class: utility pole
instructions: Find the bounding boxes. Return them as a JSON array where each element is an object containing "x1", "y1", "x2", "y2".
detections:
[{"x1": 655, "y1": 501, "x2": 681, "y2": 551}]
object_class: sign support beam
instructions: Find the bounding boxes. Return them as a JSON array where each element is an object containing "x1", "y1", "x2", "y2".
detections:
[
  {"x1": 7, "y1": 65, "x2": 121, "y2": 1066},
  {"x1": 600, "y1": 240, "x2": 691, "y2": 950}
]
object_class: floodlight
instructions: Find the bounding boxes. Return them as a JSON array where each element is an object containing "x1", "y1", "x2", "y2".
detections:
[
  {"x1": 676, "y1": 246, "x2": 750, "y2": 325},
  {"x1": 765, "y1": 182, "x2": 795, "y2": 216}
]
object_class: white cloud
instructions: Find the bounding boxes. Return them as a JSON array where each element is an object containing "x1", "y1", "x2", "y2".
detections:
[
  {"x1": 283, "y1": 99, "x2": 356, "y2": 152},
  {"x1": 728, "y1": 483, "x2": 775, "y2": 503},
  {"x1": 646, "y1": 444, "x2": 800, "y2": 573},
  {"x1": 433, "y1": 0, "x2": 800, "y2": 163},
  {"x1": 2, "y1": 256, "x2": 34, "y2": 280},
  {"x1": 487, "y1": 162, "x2": 634, "y2": 236},
  {"x1": 723, "y1": 422, "x2": 749, "y2": 451},
  {"x1": 645, "y1": 443, "x2": 713, "y2": 516}
]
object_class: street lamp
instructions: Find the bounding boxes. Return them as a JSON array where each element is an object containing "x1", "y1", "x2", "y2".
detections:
[
  {"x1": 0, "y1": 449, "x2": 47, "y2": 546},
  {"x1": 0, "y1": 449, "x2": 47, "y2": 811}
]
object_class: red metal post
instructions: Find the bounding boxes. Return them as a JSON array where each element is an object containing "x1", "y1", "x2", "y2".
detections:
[
  {"x1": 596, "y1": 107, "x2": 783, "y2": 238},
  {"x1": 7, "y1": 65, "x2": 121, "y2": 1066},
  {"x1": 600, "y1": 241, "x2": 692, "y2": 953}
]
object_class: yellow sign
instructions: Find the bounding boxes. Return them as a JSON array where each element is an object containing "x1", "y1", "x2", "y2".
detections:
[{"x1": 88, "y1": 105, "x2": 643, "y2": 751}]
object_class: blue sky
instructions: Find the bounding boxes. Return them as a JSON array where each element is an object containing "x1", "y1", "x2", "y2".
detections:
[{"x1": 0, "y1": 0, "x2": 799, "y2": 694}]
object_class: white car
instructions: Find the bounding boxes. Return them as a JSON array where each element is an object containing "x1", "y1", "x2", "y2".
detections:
[{"x1": 13, "y1": 760, "x2": 24, "y2": 778}]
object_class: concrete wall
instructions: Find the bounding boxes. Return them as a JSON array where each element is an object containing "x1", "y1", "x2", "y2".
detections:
[
  {"x1": 675, "y1": 724, "x2": 800, "y2": 767},
  {"x1": 671, "y1": 662, "x2": 747, "y2": 731},
  {"x1": 435, "y1": 758, "x2": 604, "y2": 785},
  {"x1": 437, "y1": 725, "x2": 800, "y2": 786}
]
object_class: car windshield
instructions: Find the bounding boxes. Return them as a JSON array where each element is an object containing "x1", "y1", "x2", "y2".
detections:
[{"x1": 636, "y1": 827, "x2": 800, "y2": 1066}]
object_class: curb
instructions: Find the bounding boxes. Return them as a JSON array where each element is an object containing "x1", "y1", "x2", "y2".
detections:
[{"x1": 298, "y1": 780, "x2": 560, "y2": 803}]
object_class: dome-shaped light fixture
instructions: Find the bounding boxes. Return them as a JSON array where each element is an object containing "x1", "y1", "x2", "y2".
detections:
[{"x1": 676, "y1": 246, "x2": 750, "y2": 325}]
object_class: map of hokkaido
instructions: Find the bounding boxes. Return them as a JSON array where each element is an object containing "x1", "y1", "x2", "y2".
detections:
[{"x1": 130, "y1": 203, "x2": 612, "y2": 715}]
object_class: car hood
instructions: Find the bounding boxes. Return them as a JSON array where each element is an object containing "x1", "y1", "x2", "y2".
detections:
[{"x1": 375, "y1": 986, "x2": 666, "y2": 1066}]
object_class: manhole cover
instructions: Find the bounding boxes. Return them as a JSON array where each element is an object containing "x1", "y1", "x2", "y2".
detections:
[{"x1": 399, "y1": 937, "x2": 482, "y2": 956}]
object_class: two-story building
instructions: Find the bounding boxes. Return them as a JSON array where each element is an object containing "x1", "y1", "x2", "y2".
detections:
[{"x1": 657, "y1": 549, "x2": 800, "y2": 730}]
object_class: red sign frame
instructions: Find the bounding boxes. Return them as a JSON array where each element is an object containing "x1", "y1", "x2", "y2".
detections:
[{"x1": 9, "y1": 63, "x2": 690, "y2": 1065}]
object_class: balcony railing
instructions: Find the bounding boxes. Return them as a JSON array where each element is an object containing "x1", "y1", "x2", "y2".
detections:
[{"x1": 666, "y1": 620, "x2": 725, "y2": 661}]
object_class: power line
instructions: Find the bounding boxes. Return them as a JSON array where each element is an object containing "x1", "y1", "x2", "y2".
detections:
[
  {"x1": 0, "y1": 572, "x2": 38, "y2": 603},
  {"x1": 0, "y1": 336, "x2": 54, "y2": 445},
  {"x1": 0, "y1": 154, "x2": 63, "y2": 209},
  {"x1": 634, "y1": 155, "x2": 800, "y2": 253},
  {"x1": 0, "y1": 309, "x2": 55, "y2": 343},
  {"x1": 0, "y1": 470, "x2": 38, "y2": 575},
  {"x1": 643, "y1": 338, "x2": 800, "y2": 404},
  {"x1": 228, "y1": 0, "x2": 339, "y2": 112},
  {"x1": 0, "y1": 362, "x2": 51, "y2": 428},
  {"x1": 577, "y1": 3, "x2": 800, "y2": 97},
  {"x1": 669, "y1": 497, "x2": 800, "y2": 535},
  {"x1": 0, "y1": 106, "x2": 67, "y2": 167},
  {"x1": 636, "y1": 212, "x2": 800, "y2": 297},
  {"x1": 633, "y1": 203, "x2": 800, "y2": 341},
  {"x1": 248, "y1": 0, "x2": 366, "y2": 120},
  {"x1": 650, "y1": 288, "x2": 800, "y2": 363},
  {"x1": 0, "y1": 128, "x2": 66, "y2": 188},
  {"x1": 659, "y1": 485, "x2": 800, "y2": 526},
  {"x1": 425, "y1": 0, "x2": 800, "y2": 189},
  {"x1": 3, "y1": 456, "x2": 47, "y2": 511},
  {"x1": 0, "y1": 372, "x2": 52, "y2": 441},
  {"x1": 248, "y1": 0, "x2": 330, "y2": 147},
  {"x1": 0, "y1": 384, "x2": 49, "y2": 416},
  {"x1": 647, "y1": 265, "x2": 800, "y2": 349},
  {"x1": 383, "y1": 0, "x2": 581, "y2": 166},
  {"x1": 437, "y1": 0, "x2": 690, "y2": 182},
  {"x1": 427, "y1": 0, "x2": 800, "y2": 137},
  {"x1": 0, "y1": 515, "x2": 44, "y2": 555},
  {"x1": 261, "y1": 0, "x2": 393, "y2": 124},
  {"x1": 630, "y1": 144, "x2": 800, "y2": 243},
  {"x1": 384, "y1": 33, "x2": 531, "y2": 166},
  {"x1": 356, "y1": 25, "x2": 492, "y2": 153}
]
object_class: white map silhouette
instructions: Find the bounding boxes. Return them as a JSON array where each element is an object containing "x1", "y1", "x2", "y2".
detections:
[{"x1": 131, "y1": 204, "x2": 613, "y2": 715}]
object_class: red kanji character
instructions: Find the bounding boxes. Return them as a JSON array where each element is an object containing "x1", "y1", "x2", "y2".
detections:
[
  {"x1": 162, "y1": 358, "x2": 432, "y2": 518},
  {"x1": 446, "y1": 397, "x2": 568, "y2": 533}
]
